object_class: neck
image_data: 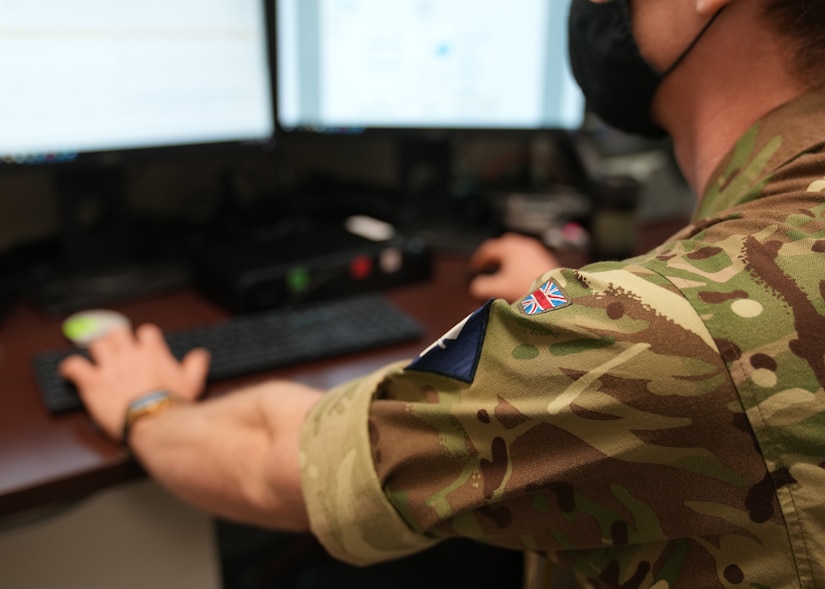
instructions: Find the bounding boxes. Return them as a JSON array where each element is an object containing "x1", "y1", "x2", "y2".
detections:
[{"x1": 651, "y1": 4, "x2": 807, "y2": 197}]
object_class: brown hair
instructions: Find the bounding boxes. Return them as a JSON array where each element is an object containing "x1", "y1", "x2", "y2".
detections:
[{"x1": 762, "y1": 0, "x2": 825, "y2": 88}]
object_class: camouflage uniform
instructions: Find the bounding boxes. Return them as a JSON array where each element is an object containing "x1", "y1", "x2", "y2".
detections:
[{"x1": 300, "y1": 90, "x2": 825, "y2": 588}]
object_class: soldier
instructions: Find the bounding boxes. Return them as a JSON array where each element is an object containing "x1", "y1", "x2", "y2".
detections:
[{"x1": 61, "y1": 0, "x2": 825, "y2": 587}]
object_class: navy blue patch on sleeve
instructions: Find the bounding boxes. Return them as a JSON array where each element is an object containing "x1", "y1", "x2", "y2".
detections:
[{"x1": 405, "y1": 299, "x2": 493, "y2": 383}]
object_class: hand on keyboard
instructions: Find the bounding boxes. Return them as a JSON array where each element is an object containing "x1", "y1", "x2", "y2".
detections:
[
  {"x1": 58, "y1": 323, "x2": 211, "y2": 441},
  {"x1": 33, "y1": 294, "x2": 424, "y2": 414}
]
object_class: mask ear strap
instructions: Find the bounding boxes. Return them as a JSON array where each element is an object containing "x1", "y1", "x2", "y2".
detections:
[{"x1": 661, "y1": 6, "x2": 727, "y2": 78}]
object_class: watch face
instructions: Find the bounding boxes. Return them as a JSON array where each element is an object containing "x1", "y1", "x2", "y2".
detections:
[
  {"x1": 130, "y1": 391, "x2": 172, "y2": 411},
  {"x1": 123, "y1": 390, "x2": 177, "y2": 445}
]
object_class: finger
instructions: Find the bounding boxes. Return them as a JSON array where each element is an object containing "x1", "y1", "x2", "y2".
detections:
[
  {"x1": 135, "y1": 323, "x2": 169, "y2": 352},
  {"x1": 468, "y1": 238, "x2": 503, "y2": 270},
  {"x1": 180, "y1": 348, "x2": 211, "y2": 399},
  {"x1": 468, "y1": 274, "x2": 501, "y2": 301},
  {"x1": 87, "y1": 326, "x2": 133, "y2": 360},
  {"x1": 103, "y1": 325, "x2": 135, "y2": 348},
  {"x1": 58, "y1": 353, "x2": 98, "y2": 383}
]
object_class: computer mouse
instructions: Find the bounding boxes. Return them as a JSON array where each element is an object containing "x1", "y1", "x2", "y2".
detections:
[{"x1": 62, "y1": 309, "x2": 131, "y2": 347}]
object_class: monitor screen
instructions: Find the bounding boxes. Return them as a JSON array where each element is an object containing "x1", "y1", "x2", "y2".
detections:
[
  {"x1": 275, "y1": 0, "x2": 584, "y2": 134},
  {"x1": 0, "y1": 0, "x2": 275, "y2": 166}
]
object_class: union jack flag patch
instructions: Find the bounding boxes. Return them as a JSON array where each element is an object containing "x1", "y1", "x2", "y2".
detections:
[{"x1": 520, "y1": 280, "x2": 571, "y2": 315}]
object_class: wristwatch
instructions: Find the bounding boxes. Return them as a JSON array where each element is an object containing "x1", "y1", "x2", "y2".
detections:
[{"x1": 122, "y1": 390, "x2": 180, "y2": 447}]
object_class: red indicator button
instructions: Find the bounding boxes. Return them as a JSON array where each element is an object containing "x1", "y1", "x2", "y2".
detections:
[{"x1": 350, "y1": 255, "x2": 373, "y2": 279}]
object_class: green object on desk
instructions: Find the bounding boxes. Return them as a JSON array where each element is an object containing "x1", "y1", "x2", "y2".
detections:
[{"x1": 63, "y1": 316, "x2": 98, "y2": 341}]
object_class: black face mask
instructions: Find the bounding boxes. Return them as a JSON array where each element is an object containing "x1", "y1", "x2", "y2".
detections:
[{"x1": 568, "y1": 0, "x2": 723, "y2": 138}]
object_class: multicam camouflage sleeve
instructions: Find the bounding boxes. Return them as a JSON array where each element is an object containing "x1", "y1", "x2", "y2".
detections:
[{"x1": 300, "y1": 90, "x2": 825, "y2": 588}]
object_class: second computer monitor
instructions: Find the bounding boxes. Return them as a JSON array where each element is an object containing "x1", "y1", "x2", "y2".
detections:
[{"x1": 275, "y1": 0, "x2": 584, "y2": 135}]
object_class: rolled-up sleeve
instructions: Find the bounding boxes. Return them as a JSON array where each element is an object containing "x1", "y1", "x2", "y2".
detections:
[{"x1": 300, "y1": 360, "x2": 440, "y2": 565}]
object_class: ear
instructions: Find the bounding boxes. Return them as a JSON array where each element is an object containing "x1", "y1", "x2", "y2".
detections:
[{"x1": 696, "y1": 0, "x2": 731, "y2": 17}]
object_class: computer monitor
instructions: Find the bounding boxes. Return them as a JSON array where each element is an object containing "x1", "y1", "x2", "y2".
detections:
[
  {"x1": 273, "y1": 0, "x2": 586, "y2": 233},
  {"x1": 0, "y1": 0, "x2": 276, "y2": 312},
  {"x1": 275, "y1": 0, "x2": 584, "y2": 135},
  {"x1": 0, "y1": 0, "x2": 274, "y2": 166}
]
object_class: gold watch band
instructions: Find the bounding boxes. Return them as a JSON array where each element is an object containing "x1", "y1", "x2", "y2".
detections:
[{"x1": 121, "y1": 390, "x2": 180, "y2": 447}]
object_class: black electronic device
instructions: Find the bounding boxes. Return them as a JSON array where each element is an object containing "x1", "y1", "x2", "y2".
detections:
[
  {"x1": 0, "y1": 0, "x2": 277, "y2": 312},
  {"x1": 192, "y1": 217, "x2": 433, "y2": 313},
  {"x1": 32, "y1": 293, "x2": 424, "y2": 414}
]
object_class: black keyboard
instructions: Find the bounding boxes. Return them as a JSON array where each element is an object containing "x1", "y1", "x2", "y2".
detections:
[{"x1": 32, "y1": 294, "x2": 424, "y2": 413}]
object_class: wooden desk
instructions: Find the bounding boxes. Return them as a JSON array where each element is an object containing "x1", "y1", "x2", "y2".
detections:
[{"x1": 0, "y1": 254, "x2": 481, "y2": 520}]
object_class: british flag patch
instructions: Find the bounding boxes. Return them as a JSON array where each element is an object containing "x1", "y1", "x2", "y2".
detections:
[{"x1": 520, "y1": 280, "x2": 571, "y2": 315}]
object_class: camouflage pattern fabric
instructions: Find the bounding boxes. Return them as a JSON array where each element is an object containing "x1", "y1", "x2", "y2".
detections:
[{"x1": 300, "y1": 90, "x2": 825, "y2": 588}]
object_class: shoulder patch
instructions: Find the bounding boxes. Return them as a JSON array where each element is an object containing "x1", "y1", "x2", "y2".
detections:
[
  {"x1": 520, "y1": 280, "x2": 571, "y2": 316},
  {"x1": 405, "y1": 300, "x2": 492, "y2": 383}
]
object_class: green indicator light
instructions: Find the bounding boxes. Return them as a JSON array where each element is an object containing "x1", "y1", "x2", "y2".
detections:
[{"x1": 287, "y1": 267, "x2": 311, "y2": 292}]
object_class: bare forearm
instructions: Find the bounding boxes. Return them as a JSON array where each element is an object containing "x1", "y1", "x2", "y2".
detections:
[
  {"x1": 128, "y1": 380, "x2": 324, "y2": 531},
  {"x1": 57, "y1": 325, "x2": 325, "y2": 530}
]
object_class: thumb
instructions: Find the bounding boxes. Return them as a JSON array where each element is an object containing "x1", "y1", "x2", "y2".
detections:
[
  {"x1": 468, "y1": 273, "x2": 503, "y2": 301},
  {"x1": 179, "y1": 347, "x2": 211, "y2": 400}
]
